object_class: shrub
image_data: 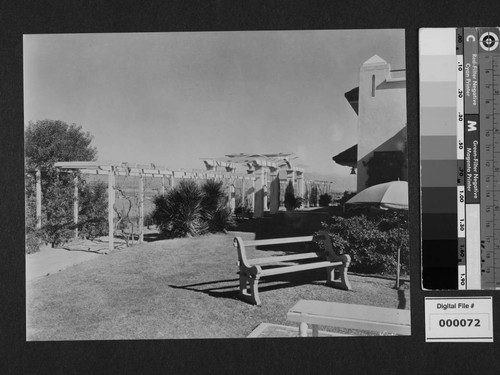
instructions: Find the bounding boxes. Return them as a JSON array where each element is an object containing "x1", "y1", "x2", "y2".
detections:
[
  {"x1": 317, "y1": 211, "x2": 409, "y2": 275},
  {"x1": 40, "y1": 175, "x2": 75, "y2": 247},
  {"x1": 26, "y1": 171, "x2": 109, "y2": 249},
  {"x1": 318, "y1": 193, "x2": 331, "y2": 207},
  {"x1": 234, "y1": 205, "x2": 253, "y2": 219},
  {"x1": 25, "y1": 177, "x2": 42, "y2": 254},
  {"x1": 25, "y1": 173, "x2": 40, "y2": 254},
  {"x1": 201, "y1": 180, "x2": 235, "y2": 232},
  {"x1": 153, "y1": 180, "x2": 207, "y2": 238},
  {"x1": 336, "y1": 190, "x2": 356, "y2": 206},
  {"x1": 201, "y1": 179, "x2": 227, "y2": 214},
  {"x1": 234, "y1": 193, "x2": 253, "y2": 219},
  {"x1": 26, "y1": 230, "x2": 42, "y2": 254},
  {"x1": 152, "y1": 179, "x2": 235, "y2": 239},
  {"x1": 144, "y1": 212, "x2": 155, "y2": 228},
  {"x1": 205, "y1": 204, "x2": 235, "y2": 233},
  {"x1": 309, "y1": 185, "x2": 318, "y2": 207},
  {"x1": 284, "y1": 181, "x2": 301, "y2": 211},
  {"x1": 78, "y1": 181, "x2": 108, "y2": 240}
]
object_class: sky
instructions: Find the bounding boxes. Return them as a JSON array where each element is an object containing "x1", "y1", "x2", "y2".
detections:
[{"x1": 24, "y1": 29, "x2": 405, "y2": 189}]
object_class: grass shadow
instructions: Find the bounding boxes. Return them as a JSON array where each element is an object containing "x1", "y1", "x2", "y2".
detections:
[
  {"x1": 143, "y1": 232, "x2": 164, "y2": 242},
  {"x1": 168, "y1": 269, "x2": 334, "y2": 303},
  {"x1": 61, "y1": 247, "x2": 107, "y2": 254}
]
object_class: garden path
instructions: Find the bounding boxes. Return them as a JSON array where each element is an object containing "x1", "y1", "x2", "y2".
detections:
[{"x1": 26, "y1": 238, "x2": 121, "y2": 282}]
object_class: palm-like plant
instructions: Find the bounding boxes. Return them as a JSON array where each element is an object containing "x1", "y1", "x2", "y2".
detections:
[
  {"x1": 153, "y1": 180, "x2": 207, "y2": 238},
  {"x1": 201, "y1": 179, "x2": 235, "y2": 233},
  {"x1": 152, "y1": 179, "x2": 235, "y2": 239}
]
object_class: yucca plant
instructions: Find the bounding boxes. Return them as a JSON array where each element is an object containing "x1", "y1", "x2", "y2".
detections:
[
  {"x1": 152, "y1": 178, "x2": 235, "y2": 239},
  {"x1": 201, "y1": 179, "x2": 235, "y2": 233},
  {"x1": 201, "y1": 179, "x2": 227, "y2": 213},
  {"x1": 152, "y1": 179, "x2": 208, "y2": 238}
]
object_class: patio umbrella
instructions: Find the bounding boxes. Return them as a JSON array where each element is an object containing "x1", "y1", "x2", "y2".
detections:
[
  {"x1": 345, "y1": 180, "x2": 408, "y2": 210},
  {"x1": 345, "y1": 180, "x2": 408, "y2": 288}
]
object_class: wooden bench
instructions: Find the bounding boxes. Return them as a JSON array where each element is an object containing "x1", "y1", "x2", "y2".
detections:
[
  {"x1": 287, "y1": 299, "x2": 411, "y2": 337},
  {"x1": 233, "y1": 231, "x2": 351, "y2": 306}
]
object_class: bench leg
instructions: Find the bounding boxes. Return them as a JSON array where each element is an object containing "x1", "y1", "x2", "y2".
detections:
[
  {"x1": 326, "y1": 265, "x2": 352, "y2": 291},
  {"x1": 249, "y1": 277, "x2": 261, "y2": 306},
  {"x1": 239, "y1": 274, "x2": 262, "y2": 306}
]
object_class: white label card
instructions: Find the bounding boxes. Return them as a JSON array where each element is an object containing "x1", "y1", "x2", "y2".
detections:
[{"x1": 425, "y1": 297, "x2": 493, "y2": 342}]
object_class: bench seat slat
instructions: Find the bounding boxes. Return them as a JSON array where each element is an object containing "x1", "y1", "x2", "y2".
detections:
[
  {"x1": 260, "y1": 261, "x2": 342, "y2": 277},
  {"x1": 247, "y1": 252, "x2": 324, "y2": 266},
  {"x1": 243, "y1": 236, "x2": 314, "y2": 247},
  {"x1": 287, "y1": 312, "x2": 411, "y2": 336},
  {"x1": 288, "y1": 300, "x2": 411, "y2": 326},
  {"x1": 287, "y1": 300, "x2": 411, "y2": 336}
]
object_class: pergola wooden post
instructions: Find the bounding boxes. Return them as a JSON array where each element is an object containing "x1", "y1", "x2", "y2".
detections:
[
  {"x1": 246, "y1": 164, "x2": 256, "y2": 213},
  {"x1": 286, "y1": 169, "x2": 295, "y2": 191},
  {"x1": 225, "y1": 166, "x2": 236, "y2": 213},
  {"x1": 297, "y1": 172, "x2": 304, "y2": 196},
  {"x1": 314, "y1": 182, "x2": 320, "y2": 206},
  {"x1": 269, "y1": 167, "x2": 280, "y2": 214},
  {"x1": 35, "y1": 169, "x2": 42, "y2": 229},
  {"x1": 108, "y1": 167, "x2": 115, "y2": 252},
  {"x1": 253, "y1": 165, "x2": 265, "y2": 218},
  {"x1": 169, "y1": 174, "x2": 175, "y2": 189},
  {"x1": 304, "y1": 180, "x2": 310, "y2": 207},
  {"x1": 73, "y1": 174, "x2": 79, "y2": 238},
  {"x1": 139, "y1": 170, "x2": 144, "y2": 243},
  {"x1": 296, "y1": 171, "x2": 304, "y2": 207},
  {"x1": 228, "y1": 180, "x2": 236, "y2": 213},
  {"x1": 263, "y1": 170, "x2": 268, "y2": 212}
]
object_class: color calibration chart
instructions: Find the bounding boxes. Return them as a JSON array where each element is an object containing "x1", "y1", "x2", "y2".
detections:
[{"x1": 420, "y1": 28, "x2": 500, "y2": 290}]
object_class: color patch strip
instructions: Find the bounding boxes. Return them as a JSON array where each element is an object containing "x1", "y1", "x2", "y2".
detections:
[
  {"x1": 420, "y1": 28, "x2": 458, "y2": 289},
  {"x1": 421, "y1": 27, "x2": 500, "y2": 290}
]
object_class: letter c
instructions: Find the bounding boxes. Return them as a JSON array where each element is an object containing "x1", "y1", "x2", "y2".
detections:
[{"x1": 466, "y1": 35, "x2": 476, "y2": 42}]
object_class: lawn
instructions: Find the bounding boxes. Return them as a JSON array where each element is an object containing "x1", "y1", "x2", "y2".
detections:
[{"x1": 27, "y1": 224, "x2": 410, "y2": 340}]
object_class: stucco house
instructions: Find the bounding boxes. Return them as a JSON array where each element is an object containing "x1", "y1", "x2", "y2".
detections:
[{"x1": 333, "y1": 55, "x2": 407, "y2": 192}]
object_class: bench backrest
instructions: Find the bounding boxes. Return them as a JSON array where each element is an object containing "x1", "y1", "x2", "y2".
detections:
[{"x1": 233, "y1": 235, "x2": 313, "y2": 269}]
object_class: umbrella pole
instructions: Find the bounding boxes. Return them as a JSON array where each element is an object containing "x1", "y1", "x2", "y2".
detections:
[
  {"x1": 394, "y1": 214, "x2": 402, "y2": 289},
  {"x1": 395, "y1": 246, "x2": 401, "y2": 289}
]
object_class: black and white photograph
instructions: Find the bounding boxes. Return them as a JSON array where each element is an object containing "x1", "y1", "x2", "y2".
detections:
[{"x1": 24, "y1": 29, "x2": 409, "y2": 340}]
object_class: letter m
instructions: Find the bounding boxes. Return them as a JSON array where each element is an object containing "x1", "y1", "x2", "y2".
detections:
[{"x1": 467, "y1": 121, "x2": 477, "y2": 132}]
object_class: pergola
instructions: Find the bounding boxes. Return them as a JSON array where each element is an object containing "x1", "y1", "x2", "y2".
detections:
[
  {"x1": 203, "y1": 153, "x2": 305, "y2": 218},
  {"x1": 31, "y1": 155, "x2": 308, "y2": 252},
  {"x1": 33, "y1": 161, "x2": 251, "y2": 252}
]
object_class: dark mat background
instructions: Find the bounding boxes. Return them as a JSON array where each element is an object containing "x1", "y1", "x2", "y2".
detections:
[{"x1": 2, "y1": 1, "x2": 500, "y2": 373}]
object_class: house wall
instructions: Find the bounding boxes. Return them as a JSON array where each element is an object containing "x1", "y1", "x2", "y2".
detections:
[{"x1": 356, "y1": 56, "x2": 407, "y2": 191}]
